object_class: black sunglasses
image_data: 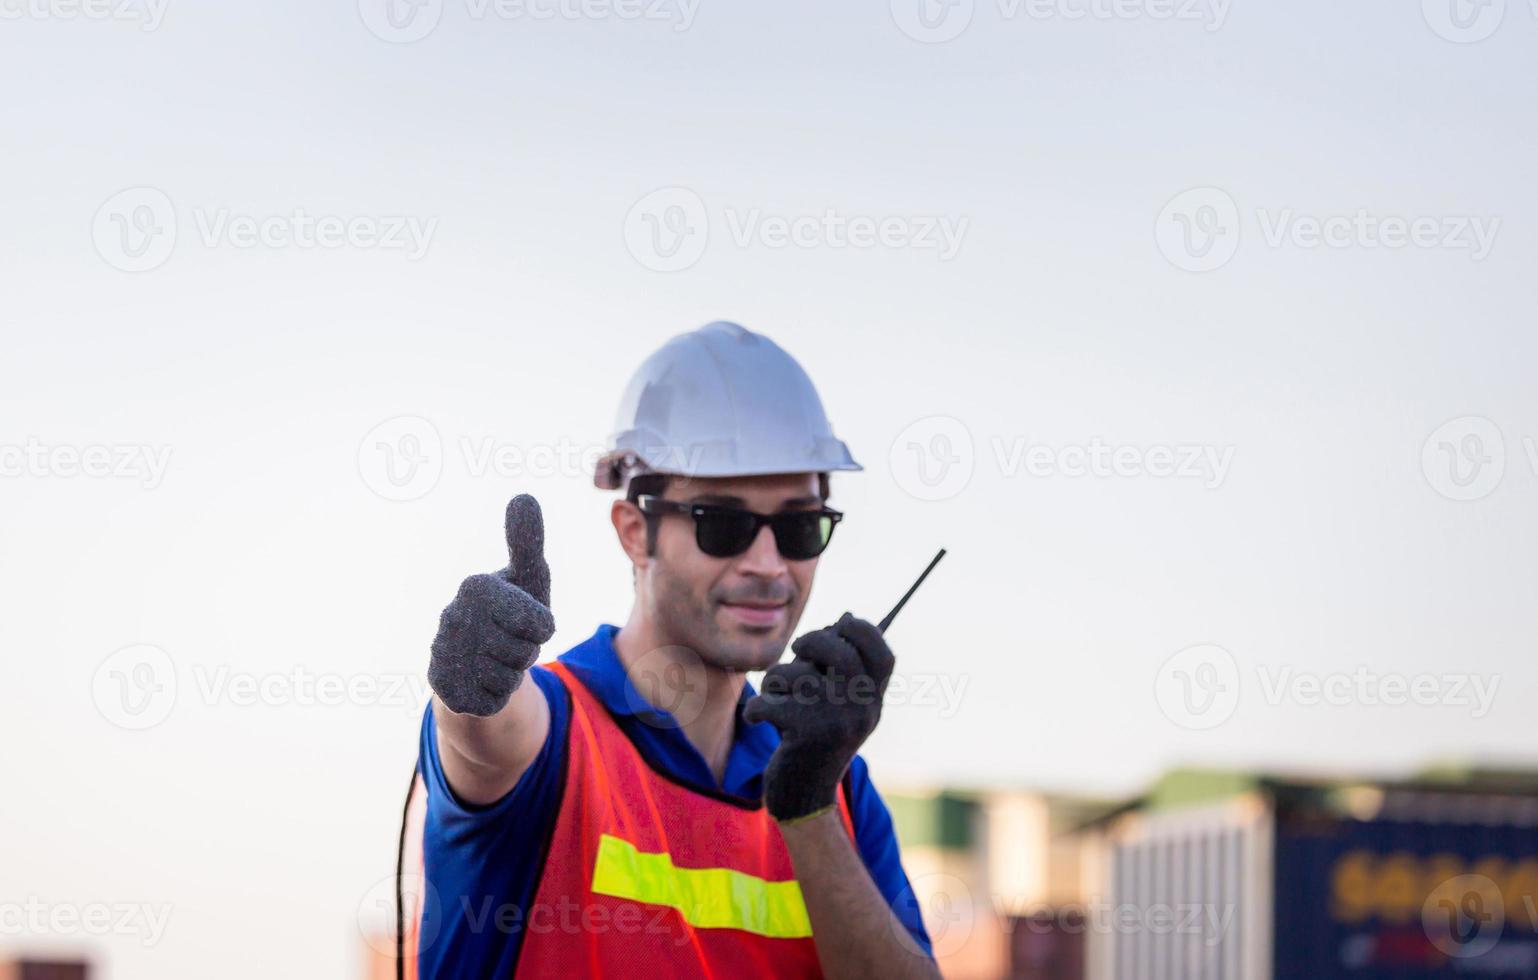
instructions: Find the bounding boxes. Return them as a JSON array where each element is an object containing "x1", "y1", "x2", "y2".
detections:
[{"x1": 635, "y1": 495, "x2": 843, "y2": 560}]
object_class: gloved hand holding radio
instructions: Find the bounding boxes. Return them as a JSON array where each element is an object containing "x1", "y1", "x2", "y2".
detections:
[
  {"x1": 744, "y1": 613, "x2": 895, "y2": 823},
  {"x1": 428, "y1": 494, "x2": 555, "y2": 717}
]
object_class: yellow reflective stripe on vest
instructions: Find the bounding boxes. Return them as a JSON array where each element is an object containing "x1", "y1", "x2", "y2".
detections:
[{"x1": 590, "y1": 833, "x2": 813, "y2": 939}]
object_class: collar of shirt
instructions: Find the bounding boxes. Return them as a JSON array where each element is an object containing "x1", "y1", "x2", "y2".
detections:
[{"x1": 557, "y1": 624, "x2": 780, "y2": 803}]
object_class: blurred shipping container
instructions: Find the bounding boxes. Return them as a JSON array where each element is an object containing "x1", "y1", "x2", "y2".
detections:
[
  {"x1": 1086, "y1": 768, "x2": 1538, "y2": 980},
  {"x1": 0, "y1": 960, "x2": 90, "y2": 980}
]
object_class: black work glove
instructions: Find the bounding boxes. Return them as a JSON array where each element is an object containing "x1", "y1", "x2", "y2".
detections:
[
  {"x1": 428, "y1": 494, "x2": 555, "y2": 717},
  {"x1": 743, "y1": 613, "x2": 895, "y2": 823}
]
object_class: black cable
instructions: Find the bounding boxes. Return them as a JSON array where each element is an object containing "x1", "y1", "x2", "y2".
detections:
[{"x1": 396, "y1": 765, "x2": 419, "y2": 980}]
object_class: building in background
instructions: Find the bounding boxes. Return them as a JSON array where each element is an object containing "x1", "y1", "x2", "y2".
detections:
[
  {"x1": 884, "y1": 788, "x2": 1117, "y2": 980},
  {"x1": 0, "y1": 960, "x2": 90, "y2": 980},
  {"x1": 1084, "y1": 767, "x2": 1538, "y2": 980},
  {"x1": 888, "y1": 767, "x2": 1538, "y2": 980}
]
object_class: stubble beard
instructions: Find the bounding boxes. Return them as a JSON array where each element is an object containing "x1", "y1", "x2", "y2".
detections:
[{"x1": 649, "y1": 563, "x2": 800, "y2": 674}]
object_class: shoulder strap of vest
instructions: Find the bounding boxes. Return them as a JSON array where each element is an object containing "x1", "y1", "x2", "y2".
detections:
[{"x1": 547, "y1": 658, "x2": 857, "y2": 838}]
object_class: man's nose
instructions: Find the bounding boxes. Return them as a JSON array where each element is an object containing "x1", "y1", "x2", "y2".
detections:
[{"x1": 735, "y1": 523, "x2": 788, "y2": 576}]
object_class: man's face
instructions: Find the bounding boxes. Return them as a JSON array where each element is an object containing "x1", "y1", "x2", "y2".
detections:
[{"x1": 642, "y1": 472, "x2": 824, "y2": 673}]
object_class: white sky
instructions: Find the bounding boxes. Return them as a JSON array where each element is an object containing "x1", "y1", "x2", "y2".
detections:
[{"x1": 3, "y1": 0, "x2": 1537, "y2": 976}]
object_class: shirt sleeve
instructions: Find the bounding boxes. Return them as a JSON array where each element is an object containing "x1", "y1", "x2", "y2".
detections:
[
  {"x1": 415, "y1": 666, "x2": 570, "y2": 977},
  {"x1": 846, "y1": 755, "x2": 935, "y2": 958}
]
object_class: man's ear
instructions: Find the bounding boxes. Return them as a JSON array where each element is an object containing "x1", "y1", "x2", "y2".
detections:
[{"x1": 611, "y1": 499, "x2": 650, "y2": 569}]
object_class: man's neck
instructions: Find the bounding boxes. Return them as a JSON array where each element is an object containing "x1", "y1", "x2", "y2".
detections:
[{"x1": 612, "y1": 612, "x2": 745, "y2": 787}]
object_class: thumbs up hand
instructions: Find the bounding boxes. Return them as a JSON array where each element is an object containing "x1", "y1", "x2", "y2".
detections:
[{"x1": 428, "y1": 494, "x2": 556, "y2": 717}]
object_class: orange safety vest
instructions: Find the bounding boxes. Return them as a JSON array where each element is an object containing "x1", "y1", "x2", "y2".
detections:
[{"x1": 403, "y1": 661, "x2": 855, "y2": 979}]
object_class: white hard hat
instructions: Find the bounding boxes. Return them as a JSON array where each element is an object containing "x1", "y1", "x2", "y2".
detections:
[{"x1": 594, "y1": 321, "x2": 862, "y2": 490}]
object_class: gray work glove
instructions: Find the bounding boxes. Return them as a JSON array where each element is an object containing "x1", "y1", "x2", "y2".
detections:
[
  {"x1": 743, "y1": 613, "x2": 895, "y2": 822},
  {"x1": 428, "y1": 494, "x2": 555, "y2": 717}
]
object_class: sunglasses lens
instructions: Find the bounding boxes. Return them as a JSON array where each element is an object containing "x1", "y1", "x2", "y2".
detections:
[
  {"x1": 773, "y1": 512, "x2": 835, "y2": 561},
  {"x1": 694, "y1": 510, "x2": 759, "y2": 557}
]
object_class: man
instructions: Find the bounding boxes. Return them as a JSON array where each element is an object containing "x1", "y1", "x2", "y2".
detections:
[{"x1": 406, "y1": 322, "x2": 940, "y2": 978}]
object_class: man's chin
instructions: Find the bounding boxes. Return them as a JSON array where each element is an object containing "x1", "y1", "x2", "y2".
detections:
[{"x1": 703, "y1": 626, "x2": 789, "y2": 673}]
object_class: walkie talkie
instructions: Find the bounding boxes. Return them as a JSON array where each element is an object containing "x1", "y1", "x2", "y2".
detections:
[{"x1": 877, "y1": 548, "x2": 946, "y2": 633}]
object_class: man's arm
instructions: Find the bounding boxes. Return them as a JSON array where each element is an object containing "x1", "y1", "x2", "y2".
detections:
[
  {"x1": 744, "y1": 614, "x2": 940, "y2": 980},
  {"x1": 428, "y1": 494, "x2": 556, "y2": 806},
  {"x1": 433, "y1": 674, "x2": 549, "y2": 806},
  {"x1": 780, "y1": 810, "x2": 940, "y2": 979}
]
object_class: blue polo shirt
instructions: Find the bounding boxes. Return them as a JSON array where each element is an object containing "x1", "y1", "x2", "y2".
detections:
[{"x1": 416, "y1": 624, "x2": 932, "y2": 976}]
